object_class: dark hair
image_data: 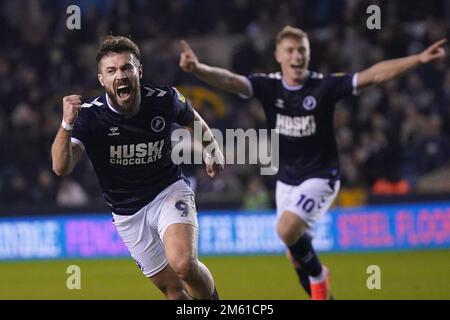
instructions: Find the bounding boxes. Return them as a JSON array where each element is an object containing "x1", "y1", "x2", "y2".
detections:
[{"x1": 96, "y1": 35, "x2": 141, "y2": 64}]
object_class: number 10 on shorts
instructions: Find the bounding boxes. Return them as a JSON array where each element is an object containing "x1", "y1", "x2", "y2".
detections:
[{"x1": 297, "y1": 194, "x2": 315, "y2": 213}]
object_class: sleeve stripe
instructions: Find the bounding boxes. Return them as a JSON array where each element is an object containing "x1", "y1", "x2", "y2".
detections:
[
  {"x1": 352, "y1": 73, "x2": 360, "y2": 96},
  {"x1": 71, "y1": 137, "x2": 85, "y2": 151},
  {"x1": 238, "y1": 77, "x2": 254, "y2": 99}
]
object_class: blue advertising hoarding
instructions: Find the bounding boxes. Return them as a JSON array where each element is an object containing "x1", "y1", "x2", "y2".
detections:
[{"x1": 0, "y1": 203, "x2": 449, "y2": 260}]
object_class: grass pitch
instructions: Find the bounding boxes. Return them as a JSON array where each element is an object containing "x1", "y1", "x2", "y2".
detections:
[{"x1": 0, "y1": 249, "x2": 448, "y2": 300}]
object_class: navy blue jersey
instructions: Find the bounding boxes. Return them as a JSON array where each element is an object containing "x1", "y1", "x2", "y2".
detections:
[
  {"x1": 245, "y1": 71, "x2": 358, "y2": 185},
  {"x1": 72, "y1": 85, "x2": 195, "y2": 215}
]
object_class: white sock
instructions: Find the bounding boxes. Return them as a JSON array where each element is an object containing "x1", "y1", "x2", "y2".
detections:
[{"x1": 309, "y1": 267, "x2": 327, "y2": 284}]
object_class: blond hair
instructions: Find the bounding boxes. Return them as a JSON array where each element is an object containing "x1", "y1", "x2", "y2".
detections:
[{"x1": 275, "y1": 26, "x2": 308, "y2": 45}]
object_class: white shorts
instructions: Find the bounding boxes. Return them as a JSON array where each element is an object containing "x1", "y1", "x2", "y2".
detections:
[
  {"x1": 276, "y1": 178, "x2": 340, "y2": 232},
  {"x1": 112, "y1": 179, "x2": 198, "y2": 277}
]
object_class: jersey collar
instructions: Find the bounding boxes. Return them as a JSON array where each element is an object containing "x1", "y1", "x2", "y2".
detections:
[
  {"x1": 281, "y1": 71, "x2": 310, "y2": 91},
  {"x1": 105, "y1": 94, "x2": 122, "y2": 114}
]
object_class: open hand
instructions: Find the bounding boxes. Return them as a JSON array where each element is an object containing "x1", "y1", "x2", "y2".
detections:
[
  {"x1": 419, "y1": 39, "x2": 447, "y2": 64},
  {"x1": 179, "y1": 40, "x2": 199, "y2": 73}
]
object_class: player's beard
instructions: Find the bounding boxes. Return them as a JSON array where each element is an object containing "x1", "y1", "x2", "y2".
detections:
[{"x1": 106, "y1": 81, "x2": 141, "y2": 118}]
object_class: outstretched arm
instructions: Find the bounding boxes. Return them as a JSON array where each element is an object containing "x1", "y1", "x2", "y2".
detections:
[
  {"x1": 179, "y1": 40, "x2": 252, "y2": 97},
  {"x1": 185, "y1": 110, "x2": 225, "y2": 178},
  {"x1": 357, "y1": 39, "x2": 447, "y2": 90}
]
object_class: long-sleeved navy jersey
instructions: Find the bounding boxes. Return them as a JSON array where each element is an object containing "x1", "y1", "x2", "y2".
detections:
[
  {"x1": 71, "y1": 85, "x2": 195, "y2": 215},
  {"x1": 244, "y1": 71, "x2": 358, "y2": 185}
]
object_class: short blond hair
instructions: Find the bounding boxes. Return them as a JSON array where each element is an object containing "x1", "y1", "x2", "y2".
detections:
[{"x1": 275, "y1": 26, "x2": 308, "y2": 45}]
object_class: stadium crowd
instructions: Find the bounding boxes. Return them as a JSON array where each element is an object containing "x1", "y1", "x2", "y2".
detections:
[{"x1": 0, "y1": 0, "x2": 449, "y2": 212}]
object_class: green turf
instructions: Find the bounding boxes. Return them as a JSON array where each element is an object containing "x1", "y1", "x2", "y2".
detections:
[{"x1": 0, "y1": 250, "x2": 449, "y2": 300}]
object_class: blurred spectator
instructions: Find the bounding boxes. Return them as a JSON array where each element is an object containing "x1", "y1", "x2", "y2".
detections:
[
  {"x1": 414, "y1": 114, "x2": 450, "y2": 175},
  {"x1": 195, "y1": 166, "x2": 242, "y2": 195},
  {"x1": 56, "y1": 179, "x2": 89, "y2": 207},
  {"x1": 242, "y1": 176, "x2": 271, "y2": 211},
  {"x1": 32, "y1": 168, "x2": 57, "y2": 203},
  {"x1": 231, "y1": 33, "x2": 261, "y2": 75}
]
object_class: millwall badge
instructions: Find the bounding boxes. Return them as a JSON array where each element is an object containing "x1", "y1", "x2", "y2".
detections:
[
  {"x1": 303, "y1": 96, "x2": 317, "y2": 111},
  {"x1": 151, "y1": 116, "x2": 166, "y2": 132}
]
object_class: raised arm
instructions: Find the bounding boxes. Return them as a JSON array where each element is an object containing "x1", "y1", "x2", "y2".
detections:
[
  {"x1": 185, "y1": 110, "x2": 224, "y2": 178},
  {"x1": 51, "y1": 95, "x2": 84, "y2": 176},
  {"x1": 357, "y1": 39, "x2": 447, "y2": 91},
  {"x1": 179, "y1": 40, "x2": 251, "y2": 97}
]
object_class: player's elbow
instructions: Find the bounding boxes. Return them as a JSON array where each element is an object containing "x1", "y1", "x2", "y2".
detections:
[
  {"x1": 52, "y1": 168, "x2": 67, "y2": 177},
  {"x1": 52, "y1": 163, "x2": 71, "y2": 177},
  {"x1": 230, "y1": 76, "x2": 251, "y2": 96}
]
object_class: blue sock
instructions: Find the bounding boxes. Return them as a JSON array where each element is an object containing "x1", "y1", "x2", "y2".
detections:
[{"x1": 288, "y1": 233, "x2": 322, "y2": 277}]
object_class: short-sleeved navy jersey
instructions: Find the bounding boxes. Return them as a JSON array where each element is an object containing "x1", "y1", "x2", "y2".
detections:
[
  {"x1": 71, "y1": 85, "x2": 195, "y2": 215},
  {"x1": 245, "y1": 71, "x2": 358, "y2": 185}
]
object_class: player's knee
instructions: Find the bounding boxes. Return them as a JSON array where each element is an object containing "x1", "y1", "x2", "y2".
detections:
[
  {"x1": 277, "y1": 223, "x2": 295, "y2": 245},
  {"x1": 277, "y1": 220, "x2": 305, "y2": 246},
  {"x1": 172, "y1": 257, "x2": 199, "y2": 281}
]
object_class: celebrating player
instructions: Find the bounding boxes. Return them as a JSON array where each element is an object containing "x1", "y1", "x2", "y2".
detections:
[
  {"x1": 179, "y1": 26, "x2": 446, "y2": 299},
  {"x1": 52, "y1": 35, "x2": 224, "y2": 300}
]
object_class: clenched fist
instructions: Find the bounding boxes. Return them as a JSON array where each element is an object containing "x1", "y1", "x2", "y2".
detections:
[
  {"x1": 62, "y1": 95, "x2": 82, "y2": 125},
  {"x1": 204, "y1": 147, "x2": 225, "y2": 178},
  {"x1": 179, "y1": 40, "x2": 199, "y2": 73}
]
